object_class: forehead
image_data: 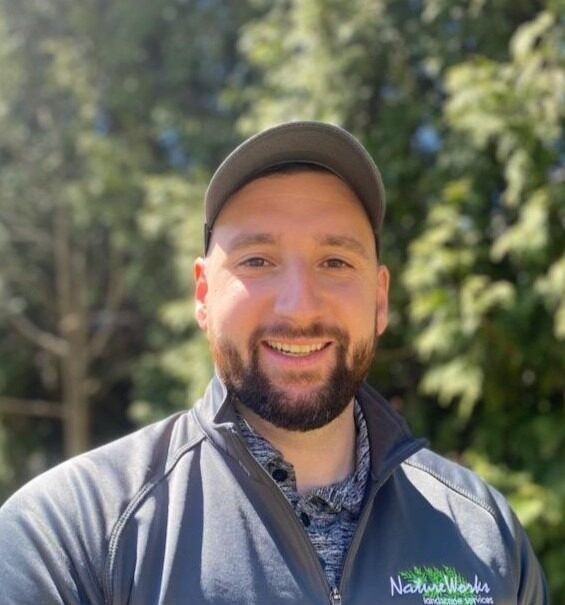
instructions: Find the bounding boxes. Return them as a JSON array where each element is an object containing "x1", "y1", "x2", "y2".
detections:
[{"x1": 211, "y1": 171, "x2": 375, "y2": 247}]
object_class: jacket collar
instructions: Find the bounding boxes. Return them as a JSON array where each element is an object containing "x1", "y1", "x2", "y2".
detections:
[
  {"x1": 193, "y1": 375, "x2": 426, "y2": 484},
  {"x1": 356, "y1": 382, "x2": 426, "y2": 481}
]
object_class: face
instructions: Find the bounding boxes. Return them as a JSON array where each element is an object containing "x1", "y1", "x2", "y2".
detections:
[{"x1": 194, "y1": 171, "x2": 389, "y2": 431}]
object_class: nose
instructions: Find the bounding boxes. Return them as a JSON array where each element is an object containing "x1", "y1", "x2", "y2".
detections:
[{"x1": 273, "y1": 262, "x2": 323, "y2": 324}]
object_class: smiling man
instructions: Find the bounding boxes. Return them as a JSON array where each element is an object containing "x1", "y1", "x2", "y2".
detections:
[{"x1": 0, "y1": 122, "x2": 547, "y2": 605}]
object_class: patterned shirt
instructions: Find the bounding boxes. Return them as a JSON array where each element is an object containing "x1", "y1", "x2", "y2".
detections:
[{"x1": 236, "y1": 401, "x2": 371, "y2": 589}]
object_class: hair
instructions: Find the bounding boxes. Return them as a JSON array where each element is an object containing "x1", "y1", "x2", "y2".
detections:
[{"x1": 251, "y1": 161, "x2": 333, "y2": 179}]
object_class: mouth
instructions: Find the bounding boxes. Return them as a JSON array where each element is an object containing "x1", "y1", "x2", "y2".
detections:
[{"x1": 264, "y1": 340, "x2": 331, "y2": 357}]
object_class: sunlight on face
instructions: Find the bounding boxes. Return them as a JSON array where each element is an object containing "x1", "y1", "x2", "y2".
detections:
[{"x1": 194, "y1": 171, "x2": 389, "y2": 429}]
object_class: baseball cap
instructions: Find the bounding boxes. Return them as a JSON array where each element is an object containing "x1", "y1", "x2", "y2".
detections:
[{"x1": 203, "y1": 121, "x2": 386, "y2": 253}]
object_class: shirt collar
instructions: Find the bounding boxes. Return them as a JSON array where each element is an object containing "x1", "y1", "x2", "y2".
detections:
[{"x1": 236, "y1": 400, "x2": 370, "y2": 515}]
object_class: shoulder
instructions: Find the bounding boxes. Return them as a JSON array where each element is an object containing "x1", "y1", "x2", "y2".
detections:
[
  {"x1": 3, "y1": 408, "x2": 205, "y2": 515},
  {"x1": 399, "y1": 448, "x2": 548, "y2": 603},
  {"x1": 402, "y1": 448, "x2": 512, "y2": 524},
  {"x1": 0, "y1": 409, "x2": 205, "y2": 602}
]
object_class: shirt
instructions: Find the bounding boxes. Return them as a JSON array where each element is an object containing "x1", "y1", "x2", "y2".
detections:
[{"x1": 236, "y1": 400, "x2": 371, "y2": 588}]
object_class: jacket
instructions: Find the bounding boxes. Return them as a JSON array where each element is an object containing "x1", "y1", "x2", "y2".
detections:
[{"x1": 0, "y1": 377, "x2": 548, "y2": 605}]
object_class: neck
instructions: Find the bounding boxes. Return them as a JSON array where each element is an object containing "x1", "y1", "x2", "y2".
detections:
[{"x1": 236, "y1": 400, "x2": 357, "y2": 494}]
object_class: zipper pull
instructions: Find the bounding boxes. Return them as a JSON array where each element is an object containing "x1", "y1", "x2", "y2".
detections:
[{"x1": 329, "y1": 587, "x2": 342, "y2": 605}]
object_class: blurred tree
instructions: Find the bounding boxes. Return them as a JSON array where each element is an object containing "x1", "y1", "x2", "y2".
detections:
[
  {"x1": 0, "y1": 0, "x2": 145, "y2": 460},
  {"x1": 404, "y1": 9, "x2": 564, "y2": 590},
  {"x1": 0, "y1": 0, "x2": 256, "y2": 496}
]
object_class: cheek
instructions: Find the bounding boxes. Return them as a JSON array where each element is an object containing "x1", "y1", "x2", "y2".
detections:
[
  {"x1": 338, "y1": 281, "x2": 378, "y2": 320},
  {"x1": 207, "y1": 278, "x2": 260, "y2": 335}
]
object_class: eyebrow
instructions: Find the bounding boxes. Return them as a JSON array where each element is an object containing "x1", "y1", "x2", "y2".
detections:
[
  {"x1": 224, "y1": 232, "x2": 371, "y2": 259},
  {"x1": 225, "y1": 233, "x2": 278, "y2": 253},
  {"x1": 315, "y1": 234, "x2": 371, "y2": 259}
]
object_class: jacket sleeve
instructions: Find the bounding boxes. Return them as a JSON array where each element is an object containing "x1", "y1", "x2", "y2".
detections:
[
  {"x1": 0, "y1": 416, "x2": 182, "y2": 605},
  {"x1": 0, "y1": 471, "x2": 106, "y2": 605},
  {"x1": 515, "y1": 517, "x2": 549, "y2": 605}
]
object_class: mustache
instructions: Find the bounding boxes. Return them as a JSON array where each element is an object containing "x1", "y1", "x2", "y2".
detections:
[{"x1": 249, "y1": 322, "x2": 349, "y2": 345}]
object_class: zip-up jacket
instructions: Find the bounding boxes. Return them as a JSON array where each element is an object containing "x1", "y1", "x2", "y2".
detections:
[{"x1": 0, "y1": 377, "x2": 548, "y2": 605}]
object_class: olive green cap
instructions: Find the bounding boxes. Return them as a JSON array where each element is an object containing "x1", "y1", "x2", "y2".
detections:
[{"x1": 204, "y1": 121, "x2": 386, "y2": 252}]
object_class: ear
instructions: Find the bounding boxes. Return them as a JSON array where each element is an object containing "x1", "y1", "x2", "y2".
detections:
[
  {"x1": 375, "y1": 264, "x2": 390, "y2": 336},
  {"x1": 193, "y1": 257, "x2": 209, "y2": 332}
]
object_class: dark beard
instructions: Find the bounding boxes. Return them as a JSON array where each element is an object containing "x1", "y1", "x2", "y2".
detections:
[{"x1": 214, "y1": 323, "x2": 375, "y2": 431}]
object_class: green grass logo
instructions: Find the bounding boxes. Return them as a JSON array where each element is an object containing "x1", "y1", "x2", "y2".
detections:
[
  {"x1": 390, "y1": 566, "x2": 492, "y2": 604},
  {"x1": 401, "y1": 567, "x2": 473, "y2": 597}
]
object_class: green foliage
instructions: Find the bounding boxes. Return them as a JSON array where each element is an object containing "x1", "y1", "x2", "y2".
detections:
[
  {"x1": 405, "y1": 7, "x2": 563, "y2": 437},
  {"x1": 0, "y1": 0, "x2": 254, "y2": 491},
  {"x1": 130, "y1": 172, "x2": 214, "y2": 424},
  {"x1": 402, "y1": 10, "x2": 564, "y2": 597}
]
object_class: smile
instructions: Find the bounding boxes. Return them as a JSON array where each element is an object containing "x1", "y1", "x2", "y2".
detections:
[{"x1": 265, "y1": 341, "x2": 329, "y2": 356}]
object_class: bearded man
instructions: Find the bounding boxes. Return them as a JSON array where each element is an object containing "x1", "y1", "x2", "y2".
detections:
[{"x1": 0, "y1": 122, "x2": 548, "y2": 604}]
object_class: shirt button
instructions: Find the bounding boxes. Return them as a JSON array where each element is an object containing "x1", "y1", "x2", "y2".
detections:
[
  {"x1": 311, "y1": 496, "x2": 325, "y2": 508},
  {"x1": 271, "y1": 468, "x2": 288, "y2": 482},
  {"x1": 299, "y1": 512, "x2": 311, "y2": 527}
]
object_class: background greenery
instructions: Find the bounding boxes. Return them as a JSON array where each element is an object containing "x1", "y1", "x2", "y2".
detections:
[{"x1": 0, "y1": 0, "x2": 563, "y2": 599}]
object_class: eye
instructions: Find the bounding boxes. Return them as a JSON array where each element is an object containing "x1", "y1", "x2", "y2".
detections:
[
  {"x1": 240, "y1": 257, "x2": 272, "y2": 268},
  {"x1": 322, "y1": 258, "x2": 352, "y2": 269}
]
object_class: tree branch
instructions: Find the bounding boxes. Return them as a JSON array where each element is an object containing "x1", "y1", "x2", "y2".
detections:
[
  {"x1": 0, "y1": 397, "x2": 63, "y2": 418},
  {"x1": 1, "y1": 261, "x2": 56, "y2": 313},
  {"x1": 0, "y1": 215, "x2": 53, "y2": 250},
  {"x1": 89, "y1": 264, "x2": 127, "y2": 360},
  {"x1": 8, "y1": 312, "x2": 68, "y2": 357}
]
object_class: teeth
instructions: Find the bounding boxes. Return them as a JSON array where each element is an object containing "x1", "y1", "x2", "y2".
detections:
[{"x1": 267, "y1": 341, "x2": 326, "y2": 355}]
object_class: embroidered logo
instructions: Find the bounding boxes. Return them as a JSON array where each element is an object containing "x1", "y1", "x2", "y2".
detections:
[{"x1": 390, "y1": 566, "x2": 494, "y2": 605}]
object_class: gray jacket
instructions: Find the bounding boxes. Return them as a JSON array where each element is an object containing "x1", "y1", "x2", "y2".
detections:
[{"x1": 0, "y1": 377, "x2": 548, "y2": 605}]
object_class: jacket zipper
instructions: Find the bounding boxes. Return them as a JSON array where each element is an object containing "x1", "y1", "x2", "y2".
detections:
[
  {"x1": 226, "y1": 430, "x2": 331, "y2": 598},
  {"x1": 224, "y1": 425, "x2": 425, "y2": 605},
  {"x1": 336, "y1": 439, "x2": 427, "y2": 601},
  {"x1": 329, "y1": 586, "x2": 342, "y2": 605}
]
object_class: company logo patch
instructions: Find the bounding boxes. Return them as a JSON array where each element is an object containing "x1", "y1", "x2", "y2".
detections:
[{"x1": 390, "y1": 566, "x2": 494, "y2": 605}]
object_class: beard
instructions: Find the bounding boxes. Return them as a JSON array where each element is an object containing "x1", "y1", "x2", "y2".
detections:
[{"x1": 212, "y1": 322, "x2": 375, "y2": 431}]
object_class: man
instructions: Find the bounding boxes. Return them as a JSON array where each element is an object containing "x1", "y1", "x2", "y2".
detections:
[{"x1": 0, "y1": 122, "x2": 547, "y2": 604}]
